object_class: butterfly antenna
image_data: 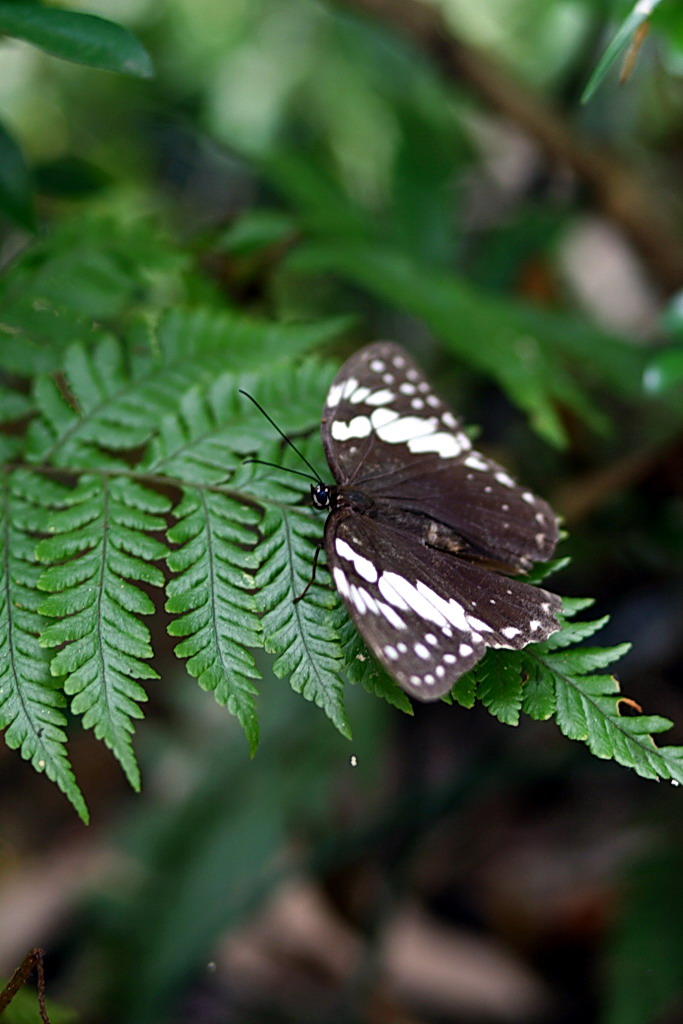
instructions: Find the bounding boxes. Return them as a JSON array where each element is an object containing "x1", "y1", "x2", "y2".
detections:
[
  {"x1": 239, "y1": 390, "x2": 321, "y2": 482},
  {"x1": 242, "y1": 458, "x2": 318, "y2": 481}
]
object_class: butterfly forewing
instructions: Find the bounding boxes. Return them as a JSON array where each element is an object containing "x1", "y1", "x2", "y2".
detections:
[
  {"x1": 322, "y1": 342, "x2": 558, "y2": 571},
  {"x1": 318, "y1": 342, "x2": 562, "y2": 701}
]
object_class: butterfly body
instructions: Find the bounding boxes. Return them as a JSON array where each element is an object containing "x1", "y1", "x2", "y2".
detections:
[{"x1": 316, "y1": 342, "x2": 562, "y2": 701}]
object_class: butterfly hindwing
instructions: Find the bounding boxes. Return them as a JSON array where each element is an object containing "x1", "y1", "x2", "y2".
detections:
[{"x1": 325, "y1": 510, "x2": 561, "y2": 701}]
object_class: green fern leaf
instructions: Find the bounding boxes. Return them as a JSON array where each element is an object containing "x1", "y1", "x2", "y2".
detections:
[
  {"x1": 558, "y1": 596, "x2": 596, "y2": 617},
  {"x1": 542, "y1": 613, "x2": 610, "y2": 649},
  {"x1": 543, "y1": 644, "x2": 631, "y2": 674},
  {"x1": 521, "y1": 625, "x2": 683, "y2": 782},
  {"x1": 0, "y1": 387, "x2": 32, "y2": 423},
  {"x1": 156, "y1": 307, "x2": 349, "y2": 372},
  {"x1": 26, "y1": 310, "x2": 343, "y2": 467},
  {"x1": 339, "y1": 617, "x2": 413, "y2": 714},
  {"x1": 451, "y1": 669, "x2": 477, "y2": 708},
  {"x1": 520, "y1": 656, "x2": 556, "y2": 720},
  {"x1": 474, "y1": 649, "x2": 524, "y2": 725},
  {"x1": 35, "y1": 475, "x2": 169, "y2": 788},
  {"x1": 166, "y1": 489, "x2": 262, "y2": 753},
  {"x1": 0, "y1": 470, "x2": 88, "y2": 821},
  {"x1": 254, "y1": 506, "x2": 350, "y2": 738}
]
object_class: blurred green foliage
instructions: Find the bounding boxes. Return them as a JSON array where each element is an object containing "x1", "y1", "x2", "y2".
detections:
[{"x1": 0, "y1": 2, "x2": 682, "y2": 1023}]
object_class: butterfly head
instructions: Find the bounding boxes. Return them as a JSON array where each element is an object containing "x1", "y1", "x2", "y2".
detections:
[{"x1": 311, "y1": 482, "x2": 335, "y2": 511}]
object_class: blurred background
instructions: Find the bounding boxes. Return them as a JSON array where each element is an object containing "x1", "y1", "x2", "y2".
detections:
[{"x1": 1, "y1": 0, "x2": 683, "y2": 1022}]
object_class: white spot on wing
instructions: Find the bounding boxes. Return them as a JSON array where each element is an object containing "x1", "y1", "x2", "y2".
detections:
[
  {"x1": 370, "y1": 359, "x2": 385, "y2": 372},
  {"x1": 332, "y1": 567, "x2": 349, "y2": 597},
  {"x1": 495, "y1": 471, "x2": 515, "y2": 488},
  {"x1": 414, "y1": 643, "x2": 430, "y2": 659},
  {"x1": 399, "y1": 382, "x2": 416, "y2": 395},
  {"x1": 359, "y1": 587, "x2": 379, "y2": 615},
  {"x1": 464, "y1": 453, "x2": 489, "y2": 471},
  {"x1": 377, "y1": 601, "x2": 406, "y2": 630},
  {"x1": 370, "y1": 407, "x2": 399, "y2": 429},
  {"x1": 365, "y1": 388, "x2": 395, "y2": 406},
  {"x1": 384, "y1": 645, "x2": 399, "y2": 661},
  {"x1": 326, "y1": 382, "x2": 344, "y2": 408},
  {"x1": 342, "y1": 376, "x2": 358, "y2": 399},
  {"x1": 335, "y1": 537, "x2": 378, "y2": 582},
  {"x1": 467, "y1": 615, "x2": 493, "y2": 633},
  {"x1": 376, "y1": 415, "x2": 439, "y2": 445},
  {"x1": 378, "y1": 574, "x2": 410, "y2": 611},
  {"x1": 502, "y1": 626, "x2": 521, "y2": 639},
  {"x1": 349, "y1": 385, "x2": 371, "y2": 404},
  {"x1": 459, "y1": 643, "x2": 473, "y2": 656},
  {"x1": 408, "y1": 432, "x2": 467, "y2": 458},
  {"x1": 330, "y1": 415, "x2": 372, "y2": 441}
]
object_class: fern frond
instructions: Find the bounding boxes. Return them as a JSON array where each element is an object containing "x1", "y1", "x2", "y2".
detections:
[
  {"x1": 254, "y1": 507, "x2": 350, "y2": 738},
  {"x1": 452, "y1": 602, "x2": 683, "y2": 782},
  {"x1": 35, "y1": 475, "x2": 169, "y2": 788},
  {"x1": 0, "y1": 470, "x2": 88, "y2": 821},
  {"x1": 26, "y1": 313, "x2": 342, "y2": 467},
  {"x1": 156, "y1": 307, "x2": 349, "y2": 372},
  {"x1": 166, "y1": 490, "x2": 262, "y2": 753}
]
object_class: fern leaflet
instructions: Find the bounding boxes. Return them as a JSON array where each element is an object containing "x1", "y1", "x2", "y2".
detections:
[
  {"x1": 460, "y1": 605, "x2": 683, "y2": 784},
  {"x1": 35, "y1": 475, "x2": 169, "y2": 788},
  {"x1": 0, "y1": 470, "x2": 88, "y2": 821},
  {"x1": 166, "y1": 490, "x2": 262, "y2": 753},
  {"x1": 254, "y1": 506, "x2": 350, "y2": 738}
]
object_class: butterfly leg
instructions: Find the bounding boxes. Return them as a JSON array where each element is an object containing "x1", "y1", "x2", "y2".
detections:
[{"x1": 294, "y1": 542, "x2": 325, "y2": 603}]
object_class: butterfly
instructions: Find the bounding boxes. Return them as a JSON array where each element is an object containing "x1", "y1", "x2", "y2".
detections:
[{"x1": 309, "y1": 342, "x2": 562, "y2": 701}]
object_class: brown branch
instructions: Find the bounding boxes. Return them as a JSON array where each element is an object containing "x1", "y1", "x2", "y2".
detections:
[
  {"x1": 0, "y1": 947, "x2": 51, "y2": 1024},
  {"x1": 333, "y1": 0, "x2": 683, "y2": 292}
]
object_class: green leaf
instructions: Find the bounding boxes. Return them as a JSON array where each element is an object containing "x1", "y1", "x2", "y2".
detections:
[
  {"x1": 0, "y1": 119, "x2": 35, "y2": 231},
  {"x1": 0, "y1": 470, "x2": 88, "y2": 822},
  {"x1": 340, "y1": 617, "x2": 413, "y2": 714},
  {"x1": 643, "y1": 344, "x2": 683, "y2": 394},
  {"x1": 26, "y1": 312, "x2": 343, "y2": 466},
  {"x1": 0, "y1": 2, "x2": 154, "y2": 77},
  {"x1": 254, "y1": 506, "x2": 350, "y2": 738},
  {"x1": 0, "y1": 971, "x2": 77, "y2": 1024},
  {"x1": 0, "y1": 215, "x2": 187, "y2": 376},
  {"x1": 525, "y1": 627, "x2": 683, "y2": 782},
  {"x1": 288, "y1": 242, "x2": 645, "y2": 445},
  {"x1": 473, "y1": 649, "x2": 524, "y2": 725},
  {"x1": 166, "y1": 490, "x2": 262, "y2": 753},
  {"x1": 582, "y1": 0, "x2": 661, "y2": 103},
  {"x1": 604, "y1": 848, "x2": 683, "y2": 1024},
  {"x1": 520, "y1": 657, "x2": 555, "y2": 720},
  {"x1": 451, "y1": 668, "x2": 477, "y2": 708},
  {"x1": 36, "y1": 475, "x2": 169, "y2": 789},
  {"x1": 143, "y1": 357, "x2": 335, "y2": 487}
]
